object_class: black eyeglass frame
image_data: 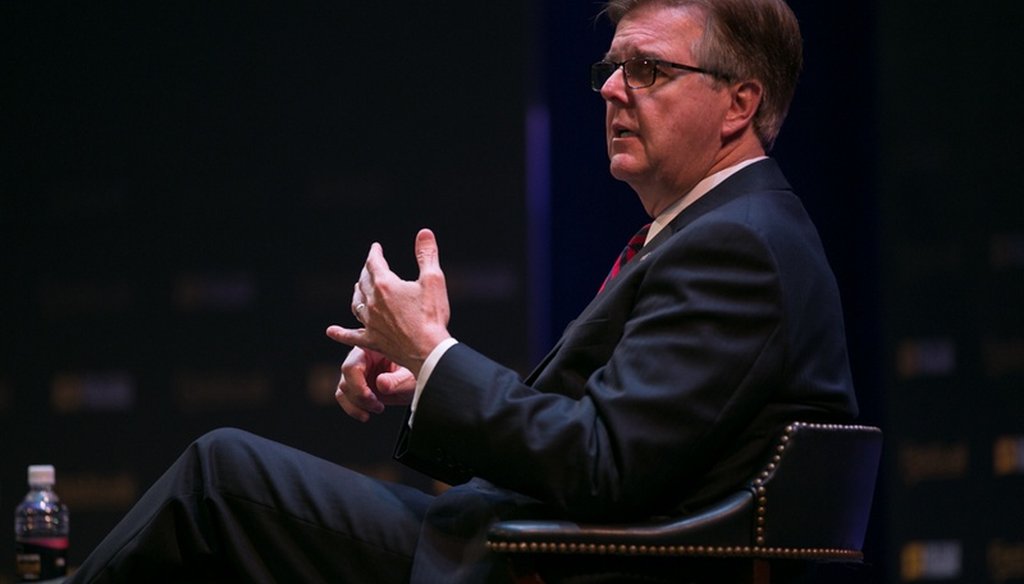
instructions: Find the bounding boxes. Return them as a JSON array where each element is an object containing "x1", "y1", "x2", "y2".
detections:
[{"x1": 590, "y1": 57, "x2": 730, "y2": 92}]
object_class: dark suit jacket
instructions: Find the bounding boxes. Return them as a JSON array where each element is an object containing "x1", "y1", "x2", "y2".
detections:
[{"x1": 396, "y1": 158, "x2": 857, "y2": 521}]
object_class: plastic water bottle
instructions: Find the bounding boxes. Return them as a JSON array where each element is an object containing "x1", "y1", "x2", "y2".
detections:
[{"x1": 14, "y1": 465, "x2": 69, "y2": 582}]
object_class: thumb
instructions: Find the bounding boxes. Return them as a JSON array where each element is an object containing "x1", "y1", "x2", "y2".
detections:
[
  {"x1": 376, "y1": 368, "x2": 416, "y2": 394},
  {"x1": 414, "y1": 228, "x2": 441, "y2": 277}
]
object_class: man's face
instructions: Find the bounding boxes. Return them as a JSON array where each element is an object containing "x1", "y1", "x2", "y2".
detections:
[{"x1": 600, "y1": 4, "x2": 733, "y2": 215}]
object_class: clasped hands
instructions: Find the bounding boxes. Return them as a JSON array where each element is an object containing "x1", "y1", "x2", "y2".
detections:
[{"x1": 326, "y1": 229, "x2": 453, "y2": 422}]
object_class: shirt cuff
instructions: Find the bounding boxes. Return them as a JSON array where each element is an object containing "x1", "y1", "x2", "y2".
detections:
[{"x1": 408, "y1": 337, "x2": 459, "y2": 427}]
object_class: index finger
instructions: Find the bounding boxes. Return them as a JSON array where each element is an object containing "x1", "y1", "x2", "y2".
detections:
[
  {"x1": 326, "y1": 324, "x2": 367, "y2": 348},
  {"x1": 363, "y1": 242, "x2": 391, "y2": 280}
]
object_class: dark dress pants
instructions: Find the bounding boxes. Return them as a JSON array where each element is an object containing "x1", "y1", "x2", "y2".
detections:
[{"x1": 66, "y1": 428, "x2": 434, "y2": 583}]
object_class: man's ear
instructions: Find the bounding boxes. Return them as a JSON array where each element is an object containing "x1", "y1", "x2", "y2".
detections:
[{"x1": 721, "y1": 80, "x2": 763, "y2": 140}]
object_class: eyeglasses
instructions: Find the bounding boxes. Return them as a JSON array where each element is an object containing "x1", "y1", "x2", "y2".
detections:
[{"x1": 590, "y1": 57, "x2": 728, "y2": 91}]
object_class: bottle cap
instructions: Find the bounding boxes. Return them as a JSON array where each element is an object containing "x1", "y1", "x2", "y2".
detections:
[{"x1": 28, "y1": 465, "x2": 56, "y2": 487}]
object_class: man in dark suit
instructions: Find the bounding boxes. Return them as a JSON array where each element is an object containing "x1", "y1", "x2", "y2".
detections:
[{"x1": 68, "y1": 0, "x2": 857, "y2": 582}]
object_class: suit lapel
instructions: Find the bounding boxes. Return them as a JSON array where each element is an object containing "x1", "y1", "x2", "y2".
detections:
[
  {"x1": 524, "y1": 159, "x2": 790, "y2": 385},
  {"x1": 601, "y1": 159, "x2": 788, "y2": 291}
]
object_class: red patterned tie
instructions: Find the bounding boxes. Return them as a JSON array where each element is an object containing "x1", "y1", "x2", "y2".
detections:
[{"x1": 599, "y1": 223, "x2": 652, "y2": 293}]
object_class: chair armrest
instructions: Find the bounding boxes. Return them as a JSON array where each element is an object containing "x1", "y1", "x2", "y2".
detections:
[{"x1": 487, "y1": 490, "x2": 755, "y2": 556}]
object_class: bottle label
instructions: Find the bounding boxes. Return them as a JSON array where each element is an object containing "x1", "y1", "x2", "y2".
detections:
[{"x1": 15, "y1": 537, "x2": 68, "y2": 581}]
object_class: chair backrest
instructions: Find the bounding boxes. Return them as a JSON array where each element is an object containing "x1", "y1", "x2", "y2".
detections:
[{"x1": 750, "y1": 422, "x2": 883, "y2": 557}]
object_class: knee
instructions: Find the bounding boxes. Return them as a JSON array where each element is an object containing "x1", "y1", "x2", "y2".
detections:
[
  {"x1": 185, "y1": 428, "x2": 309, "y2": 509},
  {"x1": 188, "y1": 428, "x2": 267, "y2": 483},
  {"x1": 193, "y1": 427, "x2": 258, "y2": 456}
]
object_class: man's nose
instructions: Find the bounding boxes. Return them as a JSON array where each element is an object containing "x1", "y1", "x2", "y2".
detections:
[{"x1": 599, "y1": 67, "x2": 629, "y2": 103}]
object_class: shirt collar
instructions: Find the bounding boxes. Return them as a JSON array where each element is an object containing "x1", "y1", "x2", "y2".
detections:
[{"x1": 645, "y1": 156, "x2": 768, "y2": 246}]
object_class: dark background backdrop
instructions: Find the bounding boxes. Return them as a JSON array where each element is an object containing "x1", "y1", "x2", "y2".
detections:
[{"x1": 2, "y1": 1, "x2": 1022, "y2": 582}]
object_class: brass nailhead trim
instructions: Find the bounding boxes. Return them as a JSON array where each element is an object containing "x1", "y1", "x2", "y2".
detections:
[{"x1": 485, "y1": 540, "x2": 863, "y2": 561}]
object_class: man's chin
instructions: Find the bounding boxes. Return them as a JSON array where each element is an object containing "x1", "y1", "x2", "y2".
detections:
[{"x1": 608, "y1": 158, "x2": 645, "y2": 183}]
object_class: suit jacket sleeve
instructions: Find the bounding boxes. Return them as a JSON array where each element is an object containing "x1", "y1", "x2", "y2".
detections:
[{"x1": 396, "y1": 215, "x2": 814, "y2": 518}]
